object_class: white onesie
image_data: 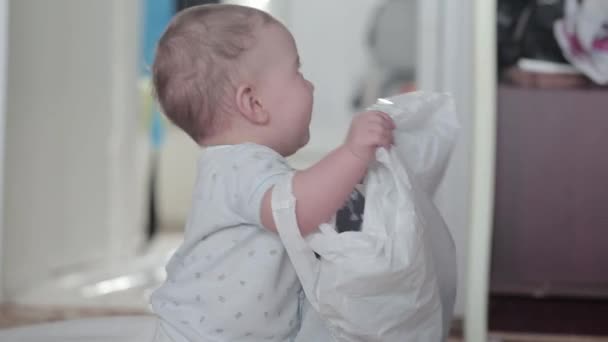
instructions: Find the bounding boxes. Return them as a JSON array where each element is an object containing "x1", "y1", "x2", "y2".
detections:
[{"x1": 151, "y1": 143, "x2": 303, "y2": 342}]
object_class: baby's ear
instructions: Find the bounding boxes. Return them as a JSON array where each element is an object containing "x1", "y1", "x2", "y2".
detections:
[{"x1": 235, "y1": 84, "x2": 269, "y2": 125}]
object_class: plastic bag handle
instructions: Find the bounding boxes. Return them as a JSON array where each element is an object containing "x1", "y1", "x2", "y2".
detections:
[{"x1": 271, "y1": 173, "x2": 321, "y2": 307}]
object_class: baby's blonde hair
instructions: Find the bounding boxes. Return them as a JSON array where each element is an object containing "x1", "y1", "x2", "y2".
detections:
[{"x1": 152, "y1": 4, "x2": 277, "y2": 142}]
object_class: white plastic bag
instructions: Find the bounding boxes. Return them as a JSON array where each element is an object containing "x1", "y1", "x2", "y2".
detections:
[
  {"x1": 371, "y1": 92, "x2": 459, "y2": 339},
  {"x1": 554, "y1": 0, "x2": 608, "y2": 84},
  {"x1": 274, "y1": 92, "x2": 459, "y2": 341}
]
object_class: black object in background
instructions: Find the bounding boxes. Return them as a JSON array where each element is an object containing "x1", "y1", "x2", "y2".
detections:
[
  {"x1": 336, "y1": 189, "x2": 365, "y2": 233},
  {"x1": 147, "y1": 152, "x2": 159, "y2": 241},
  {"x1": 497, "y1": 0, "x2": 568, "y2": 71},
  {"x1": 315, "y1": 189, "x2": 365, "y2": 259},
  {"x1": 176, "y1": 0, "x2": 220, "y2": 12}
]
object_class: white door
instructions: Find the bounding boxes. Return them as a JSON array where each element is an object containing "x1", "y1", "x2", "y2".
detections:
[{"x1": 3, "y1": 0, "x2": 144, "y2": 299}]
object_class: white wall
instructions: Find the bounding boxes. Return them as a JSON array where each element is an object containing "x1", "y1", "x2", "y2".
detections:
[
  {"x1": 288, "y1": 0, "x2": 379, "y2": 160},
  {"x1": 284, "y1": 0, "x2": 425, "y2": 168},
  {"x1": 3, "y1": 0, "x2": 143, "y2": 298},
  {"x1": 0, "y1": 0, "x2": 8, "y2": 302}
]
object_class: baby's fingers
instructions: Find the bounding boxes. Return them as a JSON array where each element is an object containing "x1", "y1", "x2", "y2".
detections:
[
  {"x1": 379, "y1": 112, "x2": 395, "y2": 129},
  {"x1": 367, "y1": 111, "x2": 395, "y2": 129},
  {"x1": 368, "y1": 127, "x2": 393, "y2": 149}
]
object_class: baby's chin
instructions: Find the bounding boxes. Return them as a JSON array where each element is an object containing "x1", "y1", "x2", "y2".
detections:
[
  {"x1": 302, "y1": 128, "x2": 310, "y2": 143},
  {"x1": 299, "y1": 130, "x2": 310, "y2": 150},
  {"x1": 282, "y1": 132, "x2": 309, "y2": 157}
]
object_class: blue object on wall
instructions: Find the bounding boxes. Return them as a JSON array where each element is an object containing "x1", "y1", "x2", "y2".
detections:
[
  {"x1": 142, "y1": 0, "x2": 174, "y2": 76},
  {"x1": 142, "y1": 0, "x2": 175, "y2": 149}
]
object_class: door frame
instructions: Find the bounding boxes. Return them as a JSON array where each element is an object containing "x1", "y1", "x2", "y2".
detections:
[
  {"x1": 0, "y1": 0, "x2": 9, "y2": 302},
  {"x1": 418, "y1": 0, "x2": 497, "y2": 340}
]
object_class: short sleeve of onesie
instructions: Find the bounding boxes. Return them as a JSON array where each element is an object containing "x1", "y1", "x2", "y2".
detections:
[{"x1": 229, "y1": 144, "x2": 293, "y2": 227}]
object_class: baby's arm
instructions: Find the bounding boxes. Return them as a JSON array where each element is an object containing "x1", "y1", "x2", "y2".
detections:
[{"x1": 261, "y1": 111, "x2": 394, "y2": 236}]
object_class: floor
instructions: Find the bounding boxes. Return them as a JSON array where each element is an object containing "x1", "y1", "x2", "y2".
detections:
[
  {"x1": 0, "y1": 234, "x2": 173, "y2": 329},
  {"x1": 6, "y1": 233, "x2": 180, "y2": 310},
  {"x1": 2, "y1": 305, "x2": 606, "y2": 342},
  {"x1": 0, "y1": 303, "x2": 147, "y2": 329},
  {"x1": 1, "y1": 233, "x2": 607, "y2": 341}
]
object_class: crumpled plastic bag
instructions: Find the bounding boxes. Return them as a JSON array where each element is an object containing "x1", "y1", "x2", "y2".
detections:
[
  {"x1": 554, "y1": 0, "x2": 608, "y2": 84},
  {"x1": 370, "y1": 92, "x2": 459, "y2": 339},
  {"x1": 274, "y1": 92, "x2": 459, "y2": 342}
]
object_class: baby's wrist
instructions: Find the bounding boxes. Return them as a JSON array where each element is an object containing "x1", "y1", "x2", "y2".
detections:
[{"x1": 341, "y1": 144, "x2": 372, "y2": 165}]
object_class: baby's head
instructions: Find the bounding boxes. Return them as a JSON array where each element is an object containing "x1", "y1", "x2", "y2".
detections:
[{"x1": 153, "y1": 4, "x2": 314, "y2": 156}]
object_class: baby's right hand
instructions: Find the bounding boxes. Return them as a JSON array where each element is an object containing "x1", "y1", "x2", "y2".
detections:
[{"x1": 344, "y1": 111, "x2": 395, "y2": 163}]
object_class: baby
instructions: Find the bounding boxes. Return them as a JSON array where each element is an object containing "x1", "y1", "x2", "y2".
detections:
[{"x1": 150, "y1": 4, "x2": 394, "y2": 341}]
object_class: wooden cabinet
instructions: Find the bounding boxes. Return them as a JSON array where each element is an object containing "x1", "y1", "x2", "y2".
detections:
[{"x1": 491, "y1": 85, "x2": 608, "y2": 298}]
